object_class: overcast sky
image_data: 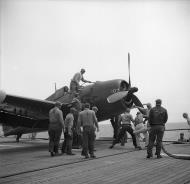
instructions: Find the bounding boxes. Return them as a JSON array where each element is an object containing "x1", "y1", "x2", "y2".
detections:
[{"x1": 0, "y1": 0, "x2": 190, "y2": 123}]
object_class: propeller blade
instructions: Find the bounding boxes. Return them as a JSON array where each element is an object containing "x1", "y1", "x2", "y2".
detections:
[
  {"x1": 107, "y1": 91, "x2": 128, "y2": 103},
  {"x1": 131, "y1": 94, "x2": 143, "y2": 107},
  {"x1": 128, "y1": 52, "x2": 131, "y2": 88}
]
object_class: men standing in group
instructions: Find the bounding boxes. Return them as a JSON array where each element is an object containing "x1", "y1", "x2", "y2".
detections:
[
  {"x1": 48, "y1": 101, "x2": 65, "y2": 156},
  {"x1": 109, "y1": 108, "x2": 139, "y2": 149},
  {"x1": 70, "y1": 68, "x2": 93, "y2": 92},
  {"x1": 147, "y1": 99, "x2": 168, "y2": 159},
  {"x1": 61, "y1": 107, "x2": 75, "y2": 155},
  {"x1": 78, "y1": 103, "x2": 98, "y2": 159}
]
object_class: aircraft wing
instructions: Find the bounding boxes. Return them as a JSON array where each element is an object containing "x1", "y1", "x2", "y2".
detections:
[
  {"x1": 1, "y1": 93, "x2": 55, "y2": 110},
  {"x1": 0, "y1": 91, "x2": 68, "y2": 129}
]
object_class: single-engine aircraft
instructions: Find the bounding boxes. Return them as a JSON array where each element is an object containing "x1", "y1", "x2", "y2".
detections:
[{"x1": 0, "y1": 53, "x2": 144, "y2": 141}]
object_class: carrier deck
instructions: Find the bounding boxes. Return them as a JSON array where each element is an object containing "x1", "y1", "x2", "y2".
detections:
[{"x1": 0, "y1": 137, "x2": 190, "y2": 184}]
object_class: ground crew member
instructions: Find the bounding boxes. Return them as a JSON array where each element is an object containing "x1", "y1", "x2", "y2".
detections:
[
  {"x1": 71, "y1": 97, "x2": 83, "y2": 149},
  {"x1": 134, "y1": 103, "x2": 152, "y2": 131},
  {"x1": 70, "y1": 68, "x2": 92, "y2": 92},
  {"x1": 81, "y1": 106, "x2": 99, "y2": 155},
  {"x1": 48, "y1": 101, "x2": 65, "y2": 157},
  {"x1": 183, "y1": 112, "x2": 190, "y2": 142},
  {"x1": 109, "y1": 108, "x2": 139, "y2": 149},
  {"x1": 61, "y1": 108, "x2": 75, "y2": 155},
  {"x1": 78, "y1": 103, "x2": 98, "y2": 159},
  {"x1": 133, "y1": 111, "x2": 149, "y2": 149},
  {"x1": 147, "y1": 99, "x2": 168, "y2": 159}
]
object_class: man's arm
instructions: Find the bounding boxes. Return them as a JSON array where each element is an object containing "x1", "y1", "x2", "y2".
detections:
[
  {"x1": 133, "y1": 105, "x2": 147, "y2": 115},
  {"x1": 93, "y1": 112, "x2": 99, "y2": 132},
  {"x1": 81, "y1": 75, "x2": 92, "y2": 83},
  {"x1": 58, "y1": 110, "x2": 65, "y2": 131},
  {"x1": 148, "y1": 109, "x2": 153, "y2": 125},
  {"x1": 130, "y1": 114, "x2": 135, "y2": 123},
  {"x1": 67, "y1": 115, "x2": 74, "y2": 135},
  {"x1": 164, "y1": 110, "x2": 168, "y2": 124},
  {"x1": 77, "y1": 113, "x2": 83, "y2": 132},
  {"x1": 117, "y1": 115, "x2": 122, "y2": 127}
]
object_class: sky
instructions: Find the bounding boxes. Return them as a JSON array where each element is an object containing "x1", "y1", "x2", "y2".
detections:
[{"x1": 0, "y1": 0, "x2": 190, "y2": 123}]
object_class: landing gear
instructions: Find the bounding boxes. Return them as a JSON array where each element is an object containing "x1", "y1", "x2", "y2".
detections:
[
  {"x1": 16, "y1": 133, "x2": 22, "y2": 142},
  {"x1": 110, "y1": 116, "x2": 120, "y2": 139}
]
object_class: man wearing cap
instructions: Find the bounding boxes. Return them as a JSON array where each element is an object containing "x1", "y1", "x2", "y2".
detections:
[
  {"x1": 147, "y1": 99, "x2": 168, "y2": 159},
  {"x1": 70, "y1": 68, "x2": 92, "y2": 92},
  {"x1": 48, "y1": 101, "x2": 65, "y2": 156}
]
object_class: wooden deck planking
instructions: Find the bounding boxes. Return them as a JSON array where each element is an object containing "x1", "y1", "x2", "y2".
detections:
[{"x1": 0, "y1": 138, "x2": 190, "y2": 184}]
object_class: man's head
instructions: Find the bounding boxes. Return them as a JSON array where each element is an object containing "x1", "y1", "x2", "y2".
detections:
[
  {"x1": 183, "y1": 113, "x2": 188, "y2": 119},
  {"x1": 84, "y1": 102, "x2": 90, "y2": 109},
  {"x1": 92, "y1": 106, "x2": 98, "y2": 113},
  {"x1": 70, "y1": 107, "x2": 76, "y2": 114},
  {"x1": 136, "y1": 111, "x2": 141, "y2": 115},
  {"x1": 80, "y1": 68, "x2": 86, "y2": 74},
  {"x1": 125, "y1": 108, "x2": 130, "y2": 113},
  {"x1": 55, "y1": 101, "x2": 62, "y2": 109},
  {"x1": 146, "y1": 103, "x2": 152, "y2": 109},
  {"x1": 63, "y1": 86, "x2": 69, "y2": 92},
  {"x1": 155, "y1": 99, "x2": 162, "y2": 106}
]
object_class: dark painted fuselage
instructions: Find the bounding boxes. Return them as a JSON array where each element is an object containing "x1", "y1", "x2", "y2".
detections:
[{"x1": 0, "y1": 79, "x2": 135, "y2": 135}]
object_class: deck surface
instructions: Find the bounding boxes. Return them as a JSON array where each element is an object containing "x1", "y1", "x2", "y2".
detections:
[{"x1": 0, "y1": 137, "x2": 190, "y2": 184}]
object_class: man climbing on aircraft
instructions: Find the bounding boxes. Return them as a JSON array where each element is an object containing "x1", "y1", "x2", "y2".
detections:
[{"x1": 70, "y1": 68, "x2": 93, "y2": 92}]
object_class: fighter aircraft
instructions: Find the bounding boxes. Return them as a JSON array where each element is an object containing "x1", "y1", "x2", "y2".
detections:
[{"x1": 0, "y1": 53, "x2": 144, "y2": 140}]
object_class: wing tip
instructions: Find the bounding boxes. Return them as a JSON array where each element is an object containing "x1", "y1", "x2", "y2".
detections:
[{"x1": 0, "y1": 90, "x2": 6, "y2": 104}]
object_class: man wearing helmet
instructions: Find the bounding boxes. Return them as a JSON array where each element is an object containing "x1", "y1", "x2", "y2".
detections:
[{"x1": 70, "y1": 68, "x2": 92, "y2": 92}]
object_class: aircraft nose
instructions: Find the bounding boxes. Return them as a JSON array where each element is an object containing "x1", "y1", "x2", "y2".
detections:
[{"x1": 0, "y1": 90, "x2": 6, "y2": 103}]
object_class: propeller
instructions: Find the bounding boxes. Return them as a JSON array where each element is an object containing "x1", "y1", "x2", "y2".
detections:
[
  {"x1": 107, "y1": 52, "x2": 134, "y2": 104},
  {"x1": 107, "y1": 91, "x2": 128, "y2": 103},
  {"x1": 128, "y1": 52, "x2": 131, "y2": 88},
  {"x1": 131, "y1": 94, "x2": 143, "y2": 107},
  {"x1": 107, "y1": 52, "x2": 144, "y2": 108}
]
